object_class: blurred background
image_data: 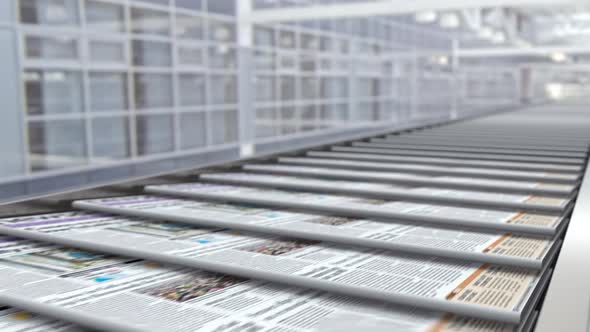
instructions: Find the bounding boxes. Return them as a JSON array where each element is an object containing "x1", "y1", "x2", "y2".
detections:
[{"x1": 0, "y1": 0, "x2": 588, "y2": 203}]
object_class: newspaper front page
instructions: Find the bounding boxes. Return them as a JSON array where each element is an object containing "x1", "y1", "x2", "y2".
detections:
[
  {"x1": 0, "y1": 235, "x2": 534, "y2": 331},
  {"x1": 240, "y1": 164, "x2": 576, "y2": 196},
  {"x1": 70, "y1": 195, "x2": 556, "y2": 268},
  {"x1": 277, "y1": 157, "x2": 580, "y2": 182},
  {"x1": 144, "y1": 183, "x2": 566, "y2": 236},
  {"x1": 200, "y1": 172, "x2": 570, "y2": 211},
  {"x1": 0, "y1": 307, "x2": 82, "y2": 332},
  {"x1": 306, "y1": 151, "x2": 583, "y2": 173},
  {"x1": 1, "y1": 212, "x2": 545, "y2": 323}
]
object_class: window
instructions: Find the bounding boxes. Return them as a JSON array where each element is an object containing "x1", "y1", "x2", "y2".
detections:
[
  {"x1": 178, "y1": 74, "x2": 206, "y2": 106},
  {"x1": 210, "y1": 110, "x2": 237, "y2": 145},
  {"x1": 178, "y1": 45, "x2": 205, "y2": 66},
  {"x1": 131, "y1": 7, "x2": 170, "y2": 36},
  {"x1": 25, "y1": 35, "x2": 78, "y2": 60},
  {"x1": 136, "y1": 114, "x2": 174, "y2": 155},
  {"x1": 256, "y1": 76, "x2": 276, "y2": 102},
  {"x1": 134, "y1": 73, "x2": 173, "y2": 109},
  {"x1": 92, "y1": 116, "x2": 130, "y2": 159},
  {"x1": 24, "y1": 70, "x2": 83, "y2": 115},
  {"x1": 89, "y1": 40, "x2": 126, "y2": 63},
  {"x1": 132, "y1": 40, "x2": 172, "y2": 67},
  {"x1": 89, "y1": 72, "x2": 128, "y2": 112},
  {"x1": 28, "y1": 119, "x2": 87, "y2": 171},
  {"x1": 20, "y1": 0, "x2": 79, "y2": 26},
  {"x1": 86, "y1": 0, "x2": 124, "y2": 32},
  {"x1": 180, "y1": 112, "x2": 207, "y2": 149},
  {"x1": 208, "y1": 45, "x2": 237, "y2": 69},
  {"x1": 175, "y1": 14, "x2": 204, "y2": 40},
  {"x1": 209, "y1": 75, "x2": 237, "y2": 105}
]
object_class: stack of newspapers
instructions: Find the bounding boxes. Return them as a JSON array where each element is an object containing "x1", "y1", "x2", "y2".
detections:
[{"x1": 0, "y1": 109, "x2": 588, "y2": 331}]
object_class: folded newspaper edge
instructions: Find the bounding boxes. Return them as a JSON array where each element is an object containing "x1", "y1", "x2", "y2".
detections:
[
  {"x1": 352, "y1": 141, "x2": 587, "y2": 159},
  {"x1": 143, "y1": 183, "x2": 568, "y2": 236},
  {"x1": 201, "y1": 170, "x2": 572, "y2": 214},
  {"x1": 330, "y1": 146, "x2": 584, "y2": 166},
  {"x1": 277, "y1": 157, "x2": 581, "y2": 184},
  {"x1": 363, "y1": 139, "x2": 587, "y2": 158},
  {"x1": 72, "y1": 195, "x2": 561, "y2": 269},
  {"x1": 0, "y1": 213, "x2": 551, "y2": 324},
  {"x1": 306, "y1": 151, "x2": 583, "y2": 173},
  {"x1": 239, "y1": 163, "x2": 577, "y2": 197}
]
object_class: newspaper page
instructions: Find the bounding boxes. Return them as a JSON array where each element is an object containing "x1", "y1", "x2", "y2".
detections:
[
  {"x1": 240, "y1": 164, "x2": 576, "y2": 195},
  {"x1": 330, "y1": 146, "x2": 584, "y2": 165},
  {"x1": 0, "y1": 307, "x2": 83, "y2": 332},
  {"x1": 306, "y1": 151, "x2": 583, "y2": 173},
  {"x1": 277, "y1": 157, "x2": 580, "y2": 182},
  {"x1": 200, "y1": 172, "x2": 570, "y2": 210},
  {"x1": 0, "y1": 235, "x2": 531, "y2": 331},
  {"x1": 68, "y1": 196, "x2": 556, "y2": 268},
  {"x1": 144, "y1": 183, "x2": 565, "y2": 236},
  {"x1": 0, "y1": 215, "x2": 543, "y2": 323}
]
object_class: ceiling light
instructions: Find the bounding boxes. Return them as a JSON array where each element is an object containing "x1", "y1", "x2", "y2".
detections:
[
  {"x1": 478, "y1": 27, "x2": 494, "y2": 39},
  {"x1": 439, "y1": 13, "x2": 461, "y2": 29},
  {"x1": 438, "y1": 56, "x2": 449, "y2": 66},
  {"x1": 415, "y1": 11, "x2": 437, "y2": 24},
  {"x1": 551, "y1": 52, "x2": 567, "y2": 62},
  {"x1": 491, "y1": 31, "x2": 506, "y2": 44}
]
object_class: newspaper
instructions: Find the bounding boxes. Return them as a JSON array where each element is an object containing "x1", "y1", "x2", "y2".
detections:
[
  {"x1": 306, "y1": 151, "x2": 583, "y2": 173},
  {"x1": 330, "y1": 146, "x2": 584, "y2": 165},
  {"x1": 365, "y1": 140, "x2": 586, "y2": 158},
  {"x1": 0, "y1": 215, "x2": 544, "y2": 323},
  {"x1": 240, "y1": 164, "x2": 576, "y2": 196},
  {"x1": 143, "y1": 182, "x2": 566, "y2": 236},
  {"x1": 68, "y1": 195, "x2": 557, "y2": 268},
  {"x1": 277, "y1": 157, "x2": 580, "y2": 182},
  {"x1": 0, "y1": 307, "x2": 82, "y2": 332},
  {"x1": 0, "y1": 235, "x2": 537, "y2": 331},
  {"x1": 200, "y1": 171, "x2": 570, "y2": 212}
]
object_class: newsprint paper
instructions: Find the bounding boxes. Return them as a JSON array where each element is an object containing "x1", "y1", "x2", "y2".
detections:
[
  {"x1": 0, "y1": 212, "x2": 549, "y2": 324},
  {"x1": 73, "y1": 195, "x2": 558, "y2": 269}
]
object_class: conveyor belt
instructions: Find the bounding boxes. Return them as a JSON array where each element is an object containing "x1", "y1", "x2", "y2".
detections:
[{"x1": 0, "y1": 106, "x2": 588, "y2": 331}]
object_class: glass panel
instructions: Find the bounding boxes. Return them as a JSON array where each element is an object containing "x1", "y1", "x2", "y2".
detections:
[
  {"x1": 136, "y1": 114, "x2": 174, "y2": 155},
  {"x1": 254, "y1": 27, "x2": 275, "y2": 47},
  {"x1": 209, "y1": 19, "x2": 235, "y2": 42},
  {"x1": 209, "y1": 75, "x2": 237, "y2": 104},
  {"x1": 210, "y1": 110, "x2": 237, "y2": 145},
  {"x1": 255, "y1": 76, "x2": 276, "y2": 102},
  {"x1": 175, "y1": 14, "x2": 204, "y2": 40},
  {"x1": 25, "y1": 35, "x2": 78, "y2": 60},
  {"x1": 131, "y1": 7, "x2": 170, "y2": 36},
  {"x1": 279, "y1": 75, "x2": 296, "y2": 100},
  {"x1": 134, "y1": 0, "x2": 170, "y2": 6},
  {"x1": 88, "y1": 72, "x2": 128, "y2": 112},
  {"x1": 24, "y1": 70, "x2": 83, "y2": 115},
  {"x1": 281, "y1": 106, "x2": 297, "y2": 134},
  {"x1": 278, "y1": 30, "x2": 296, "y2": 49},
  {"x1": 89, "y1": 40, "x2": 126, "y2": 63},
  {"x1": 85, "y1": 0, "x2": 124, "y2": 32},
  {"x1": 132, "y1": 40, "x2": 172, "y2": 67},
  {"x1": 207, "y1": 0, "x2": 235, "y2": 15},
  {"x1": 91, "y1": 116, "x2": 130, "y2": 159},
  {"x1": 134, "y1": 73, "x2": 173, "y2": 109},
  {"x1": 254, "y1": 50, "x2": 275, "y2": 71},
  {"x1": 208, "y1": 45, "x2": 237, "y2": 69},
  {"x1": 175, "y1": 0, "x2": 203, "y2": 11},
  {"x1": 301, "y1": 77, "x2": 318, "y2": 100},
  {"x1": 28, "y1": 119, "x2": 87, "y2": 171},
  {"x1": 178, "y1": 45, "x2": 204, "y2": 66},
  {"x1": 256, "y1": 108, "x2": 278, "y2": 138},
  {"x1": 178, "y1": 74, "x2": 206, "y2": 106},
  {"x1": 180, "y1": 112, "x2": 207, "y2": 149},
  {"x1": 20, "y1": 0, "x2": 79, "y2": 26}
]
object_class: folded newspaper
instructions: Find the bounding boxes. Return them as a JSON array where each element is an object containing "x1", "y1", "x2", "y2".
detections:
[
  {"x1": 71, "y1": 195, "x2": 558, "y2": 269},
  {"x1": 239, "y1": 164, "x2": 577, "y2": 196},
  {"x1": 199, "y1": 171, "x2": 571, "y2": 213},
  {"x1": 330, "y1": 146, "x2": 584, "y2": 165},
  {"x1": 0, "y1": 213, "x2": 548, "y2": 323},
  {"x1": 143, "y1": 183, "x2": 567, "y2": 236},
  {"x1": 306, "y1": 151, "x2": 583, "y2": 173},
  {"x1": 0, "y1": 307, "x2": 82, "y2": 332},
  {"x1": 277, "y1": 157, "x2": 580, "y2": 183}
]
